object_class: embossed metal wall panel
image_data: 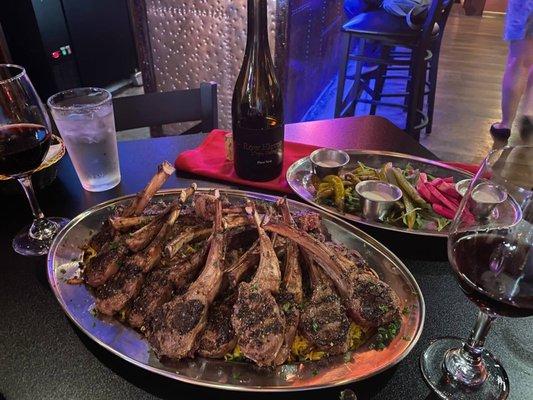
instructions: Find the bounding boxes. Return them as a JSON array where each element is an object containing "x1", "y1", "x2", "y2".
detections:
[{"x1": 146, "y1": 0, "x2": 279, "y2": 130}]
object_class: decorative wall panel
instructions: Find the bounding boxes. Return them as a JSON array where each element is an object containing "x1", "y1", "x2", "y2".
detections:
[{"x1": 145, "y1": 0, "x2": 279, "y2": 130}]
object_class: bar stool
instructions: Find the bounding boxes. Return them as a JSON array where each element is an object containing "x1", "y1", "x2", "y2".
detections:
[
  {"x1": 366, "y1": 1, "x2": 453, "y2": 135},
  {"x1": 334, "y1": 0, "x2": 447, "y2": 140}
]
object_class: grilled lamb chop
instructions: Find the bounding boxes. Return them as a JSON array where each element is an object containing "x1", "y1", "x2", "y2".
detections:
[
  {"x1": 148, "y1": 191, "x2": 225, "y2": 359},
  {"x1": 197, "y1": 293, "x2": 237, "y2": 358},
  {"x1": 95, "y1": 185, "x2": 196, "y2": 316},
  {"x1": 263, "y1": 222, "x2": 400, "y2": 328},
  {"x1": 127, "y1": 243, "x2": 209, "y2": 329},
  {"x1": 299, "y1": 252, "x2": 350, "y2": 355},
  {"x1": 84, "y1": 240, "x2": 128, "y2": 287},
  {"x1": 85, "y1": 162, "x2": 174, "y2": 284},
  {"x1": 232, "y1": 202, "x2": 286, "y2": 366},
  {"x1": 196, "y1": 226, "x2": 263, "y2": 358},
  {"x1": 127, "y1": 268, "x2": 173, "y2": 329},
  {"x1": 273, "y1": 198, "x2": 303, "y2": 365},
  {"x1": 87, "y1": 220, "x2": 117, "y2": 253}
]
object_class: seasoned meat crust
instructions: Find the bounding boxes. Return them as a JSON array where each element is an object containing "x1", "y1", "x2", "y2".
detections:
[{"x1": 81, "y1": 174, "x2": 403, "y2": 366}]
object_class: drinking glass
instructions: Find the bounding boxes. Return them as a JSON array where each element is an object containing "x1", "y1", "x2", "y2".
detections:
[
  {"x1": 0, "y1": 64, "x2": 69, "y2": 256},
  {"x1": 47, "y1": 87, "x2": 121, "y2": 192},
  {"x1": 420, "y1": 145, "x2": 532, "y2": 399}
]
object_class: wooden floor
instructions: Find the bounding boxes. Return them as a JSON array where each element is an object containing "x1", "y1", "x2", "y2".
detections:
[{"x1": 420, "y1": 7, "x2": 531, "y2": 164}]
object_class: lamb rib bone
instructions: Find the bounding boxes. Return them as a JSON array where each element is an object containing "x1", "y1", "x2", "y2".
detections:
[
  {"x1": 263, "y1": 221, "x2": 401, "y2": 328},
  {"x1": 273, "y1": 198, "x2": 303, "y2": 365},
  {"x1": 94, "y1": 184, "x2": 197, "y2": 316},
  {"x1": 108, "y1": 215, "x2": 155, "y2": 232},
  {"x1": 122, "y1": 161, "x2": 175, "y2": 217},
  {"x1": 148, "y1": 190, "x2": 226, "y2": 359},
  {"x1": 298, "y1": 250, "x2": 350, "y2": 355},
  {"x1": 84, "y1": 162, "x2": 175, "y2": 285},
  {"x1": 127, "y1": 241, "x2": 210, "y2": 330},
  {"x1": 231, "y1": 201, "x2": 285, "y2": 366}
]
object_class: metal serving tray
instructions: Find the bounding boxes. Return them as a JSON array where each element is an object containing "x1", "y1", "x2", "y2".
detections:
[
  {"x1": 287, "y1": 150, "x2": 475, "y2": 237},
  {"x1": 48, "y1": 188, "x2": 424, "y2": 392}
]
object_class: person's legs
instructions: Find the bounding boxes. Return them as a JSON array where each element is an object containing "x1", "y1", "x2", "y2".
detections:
[{"x1": 494, "y1": 38, "x2": 533, "y2": 130}]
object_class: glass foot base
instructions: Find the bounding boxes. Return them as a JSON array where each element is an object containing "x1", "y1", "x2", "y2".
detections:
[
  {"x1": 12, "y1": 217, "x2": 70, "y2": 256},
  {"x1": 420, "y1": 337, "x2": 509, "y2": 400}
]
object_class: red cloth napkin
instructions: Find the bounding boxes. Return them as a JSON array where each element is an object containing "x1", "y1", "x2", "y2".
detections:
[
  {"x1": 175, "y1": 129, "x2": 316, "y2": 193},
  {"x1": 175, "y1": 130, "x2": 480, "y2": 193}
]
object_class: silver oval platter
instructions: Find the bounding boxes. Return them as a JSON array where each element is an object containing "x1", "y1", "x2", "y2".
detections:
[
  {"x1": 287, "y1": 150, "x2": 518, "y2": 237},
  {"x1": 48, "y1": 188, "x2": 424, "y2": 392}
]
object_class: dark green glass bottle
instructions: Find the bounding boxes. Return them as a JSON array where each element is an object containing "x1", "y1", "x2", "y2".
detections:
[{"x1": 231, "y1": 0, "x2": 284, "y2": 181}]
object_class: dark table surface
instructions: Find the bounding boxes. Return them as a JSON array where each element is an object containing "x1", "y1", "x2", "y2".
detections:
[{"x1": 1, "y1": 117, "x2": 531, "y2": 400}]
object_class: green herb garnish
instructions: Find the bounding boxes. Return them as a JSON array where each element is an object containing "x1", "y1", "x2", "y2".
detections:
[
  {"x1": 312, "y1": 320, "x2": 319, "y2": 333},
  {"x1": 378, "y1": 304, "x2": 389, "y2": 314},
  {"x1": 402, "y1": 306, "x2": 410, "y2": 315},
  {"x1": 372, "y1": 320, "x2": 401, "y2": 351},
  {"x1": 343, "y1": 352, "x2": 352, "y2": 363}
]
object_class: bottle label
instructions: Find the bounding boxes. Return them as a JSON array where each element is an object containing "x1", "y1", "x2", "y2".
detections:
[{"x1": 233, "y1": 125, "x2": 284, "y2": 171}]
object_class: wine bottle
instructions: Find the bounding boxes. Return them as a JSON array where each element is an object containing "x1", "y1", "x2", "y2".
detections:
[{"x1": 232, "y1": 0, "x2": 284, "y2": 181}]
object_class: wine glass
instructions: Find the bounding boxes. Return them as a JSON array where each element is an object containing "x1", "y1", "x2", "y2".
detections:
[
  {"x1": 0, "y1": 64, "x2": 69, "y2": 256},
  {"x1": 420, "y1": 145, "x2": 532, "y2": 399}
]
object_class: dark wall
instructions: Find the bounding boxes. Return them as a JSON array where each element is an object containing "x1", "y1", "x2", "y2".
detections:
[
  {"x1": 284, "y1": 0, "x2": 344, "y2": 123},
  {"x1": 61, "y1": 0, "x2": 138, "y2": 87}
]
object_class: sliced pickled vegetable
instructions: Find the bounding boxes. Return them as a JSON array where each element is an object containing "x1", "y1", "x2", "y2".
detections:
[
  {"x1": 392, "y1": 168, "x2": 428, "y2": 209},
  {"x1": 323, "y1": 175, "x2": 345, "y2": 211}
]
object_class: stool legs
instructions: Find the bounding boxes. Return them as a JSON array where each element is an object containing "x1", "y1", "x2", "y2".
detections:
[
  {"x1": 406, "y1": 50, "x2": 425, "y2": 140},
  {"x1": 370, "y1": 46, "x2": 390, "y2": 115},
  {"x1": 426, "y1": 40, "x2": 441, "y2": 134},
  {"x1": 347, "y1": 39, "x2": 365, "y2": 116},
  {"x1": 335, "y1": 33, "x2": 352, "y2": 118}
]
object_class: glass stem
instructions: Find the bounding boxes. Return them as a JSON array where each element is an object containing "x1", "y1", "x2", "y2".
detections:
[
  {"x1": 17, "y1": 175, "x2": 44, "y2": 219},
  {"x1": 464, "y1": 311, "x2": 494, "y2": 359},
  {"x1": 444, "y1": 310, "x2": 495, "y2": 386},
  {"x1": 17, "y1": 175, "x2": 58, "y2": 241}
]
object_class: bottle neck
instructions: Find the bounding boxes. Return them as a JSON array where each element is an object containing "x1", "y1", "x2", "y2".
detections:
[{"x1": 246, "y1": 0, "x2": 269, "y2": 54}]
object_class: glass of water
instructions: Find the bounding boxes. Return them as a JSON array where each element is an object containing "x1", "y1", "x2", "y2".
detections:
[{"x1": 47, "y1": 87, "x2": 121, "y2": 192}]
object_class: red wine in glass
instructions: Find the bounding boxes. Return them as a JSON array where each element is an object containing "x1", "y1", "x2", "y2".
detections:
[
  {"x1": 0, "y1": 63, "x2": 69, "y2": 256},
  {"x1": 0, "y1": 123, "x2": 51, "y2": 176},
  {"x1": 450, "y1": 232, "x2": 533, "y2": 318}
]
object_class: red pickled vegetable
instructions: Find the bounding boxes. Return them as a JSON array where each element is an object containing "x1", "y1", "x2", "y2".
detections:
[
  {"x1": 429, "y1": 178, "x2": 443, "y2": 187},
  {"x1": 436, "y1": 181, "x2": 461, "y2": 200},
  {"x1": 427, "y1": 184, "x2": 458, "y2": 212},
  {"x1": 442, "y1": 177, "x2": 454, "y2": 183},
  {"x1": 416, "y1": 180, "x2": 432, "y2": 202},
  {"x1": 433, "y1": 203, "x2": 456, "y2": 219},
  {"x1": 419, "y1": 173, "x2": 428, "y2": 184}
]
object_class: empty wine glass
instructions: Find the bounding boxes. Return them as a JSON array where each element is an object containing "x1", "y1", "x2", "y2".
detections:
[
  {"x1": 420, "y1": 145, "x2": 532, "y2": 399},
  {"x1": 0, "y1": 64, "x2": 69, "y2": 256}
]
